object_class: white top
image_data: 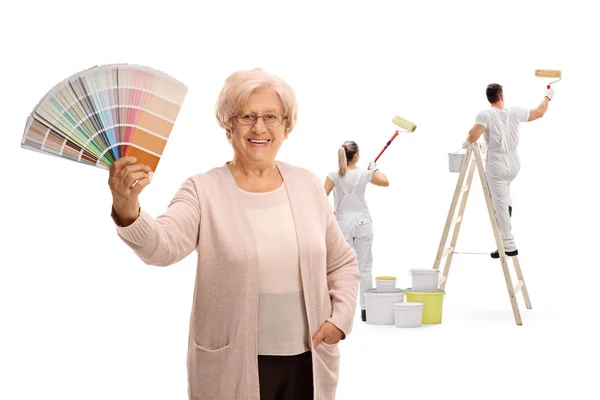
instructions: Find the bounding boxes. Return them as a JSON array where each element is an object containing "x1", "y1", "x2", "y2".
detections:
[
  {"x1": 327, "y1": 168, "x2": 373, "y2": 215},
  {"x1": 239, "y1": 184, "x2": 310, "y2": 356},
  {"x1": 475, "y1": 106, "x2": 530, "y2": 153}
]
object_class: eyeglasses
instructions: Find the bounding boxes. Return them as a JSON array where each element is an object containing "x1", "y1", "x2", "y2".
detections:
[{"x1": 232, "y1": 113, "x2": 287, "y2": 127}]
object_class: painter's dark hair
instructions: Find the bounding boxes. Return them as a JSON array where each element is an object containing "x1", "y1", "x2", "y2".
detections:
[{"x1": 486, "y1": 83, "x2": 503, "y2": 103}]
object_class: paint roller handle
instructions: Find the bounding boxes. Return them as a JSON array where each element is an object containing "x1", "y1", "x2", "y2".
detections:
[{"x1": 373, "y1": 131, "x2": 399, "y2": 164}]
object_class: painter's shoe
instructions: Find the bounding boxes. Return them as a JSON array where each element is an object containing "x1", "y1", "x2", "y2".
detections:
[
  {"x1": 509, "y1": 205, "x2": 512, "y2": 218},
  {"x1": 490, "y1": 249, "x2": 518, "y2": 259},
  {"x1": 361, "y1": 309, "x2": 366, "y2": 322}
]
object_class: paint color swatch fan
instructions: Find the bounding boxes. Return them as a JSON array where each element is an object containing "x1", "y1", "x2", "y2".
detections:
[{"x1": 21, "y1": 63, "x2": 188, "y2": 178}]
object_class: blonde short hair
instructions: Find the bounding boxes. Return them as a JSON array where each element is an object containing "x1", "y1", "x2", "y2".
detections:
[{"x1": 215, "y1": 68, "x2": 298, "y2": 134}]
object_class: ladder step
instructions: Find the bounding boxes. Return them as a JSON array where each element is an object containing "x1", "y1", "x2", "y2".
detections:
[
  {"x1": 513, "y1": 280, "x2": 524, "y2": 294},
  {"x1": 452, "y1": 216, "x2": 462, "y2": 225},
  {"x1": 461, "y1": 185, "x2": 470, "y2": 193}
]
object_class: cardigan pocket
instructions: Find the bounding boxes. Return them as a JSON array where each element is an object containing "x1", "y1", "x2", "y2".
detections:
[
  {"x1": 189, "y1": 341, "x2": 232, "y2": 399},
  {"x1": 193, "y1": 341, "x2": 231, "y2": 352},
  {"x1": 318, "y1": 341, "x2": 339, "y2": 355},
  {"x1": 314, "y1": 341, "x2": 340, "y2": 385}
]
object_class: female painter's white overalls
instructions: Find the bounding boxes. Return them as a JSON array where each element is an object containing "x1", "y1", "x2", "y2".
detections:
[{"x1": 329, "y1": 169, "x2": 373, "y2": 310}]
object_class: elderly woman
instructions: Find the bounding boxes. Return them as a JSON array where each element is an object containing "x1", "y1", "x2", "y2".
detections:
[{"x1": 108, "y1": 68, "x2": 359, "y2": 400}]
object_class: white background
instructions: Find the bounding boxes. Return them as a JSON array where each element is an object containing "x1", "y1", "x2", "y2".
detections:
[{"x1": 1, "y1": 0, "x2": 598, "y2": 399}]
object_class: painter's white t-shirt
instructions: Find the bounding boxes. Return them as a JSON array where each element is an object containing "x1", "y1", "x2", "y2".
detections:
[
  {"x1": 327, "y1": 169, "x2": 373, "y2": 214},
  {"x1": 475, "y1": 107, "x2": 530, "y2": 153}
]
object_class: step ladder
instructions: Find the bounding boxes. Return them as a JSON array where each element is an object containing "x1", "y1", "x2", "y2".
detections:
[{"x1": 433, "y1": 142, "x2": 532, "y2": 325}]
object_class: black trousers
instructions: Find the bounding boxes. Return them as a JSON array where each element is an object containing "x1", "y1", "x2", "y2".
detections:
[{"x1": 258, "y1": 351, "x2": 314, "y2": 400}]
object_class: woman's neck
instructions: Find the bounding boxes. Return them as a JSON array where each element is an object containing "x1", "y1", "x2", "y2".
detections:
[
  {"x1": 228, "y1": 157, "x2": 278, "y2": 178},
  {"x1": 227, "y1": 156, "x2": 283, "y2": 193}
]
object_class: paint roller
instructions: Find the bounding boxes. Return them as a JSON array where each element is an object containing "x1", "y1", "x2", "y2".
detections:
[
  {"x1": 392, "y1": 115, "x2": 417, "y2": 133},
  {"x1": 535, "y1": 69, "x2": 562, "y2": 88},
  {"x1": 368, "y1": 115, "x2": 417, "y2": 170}
]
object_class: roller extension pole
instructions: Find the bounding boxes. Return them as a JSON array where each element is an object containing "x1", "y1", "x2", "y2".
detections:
[{"x1": 374, "y1": 131, "x2": 399, "y2": 163}]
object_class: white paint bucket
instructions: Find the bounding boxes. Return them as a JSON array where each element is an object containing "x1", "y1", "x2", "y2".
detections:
[
  {"x1": 364, "y1": 289, "x2": 405, "y2": 325},
  {"x1": 409, "y1": 269, "x2": 440, "y2": 291},
  {"x1": 375, "y1": 276, "x2": 396, "y2": 291},
  {"x1": 393, "y1": 302, "x2": 424, "y2": 328},
  {"x1": 448, "y1": 152, "x2": 464, "y2": 173}
]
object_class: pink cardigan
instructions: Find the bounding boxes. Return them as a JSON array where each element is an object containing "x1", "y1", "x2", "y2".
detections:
[{"x1": 112, "y1": 161, "x2": 359, "y2": 399}]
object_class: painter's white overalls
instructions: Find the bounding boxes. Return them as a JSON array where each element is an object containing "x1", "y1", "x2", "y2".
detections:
[
  {"x1": 329, "y1": 170, "x2": 373, "y2": 310},
  {"x1": 479, "y1": 107, "x2": 529, "y2": 252}
]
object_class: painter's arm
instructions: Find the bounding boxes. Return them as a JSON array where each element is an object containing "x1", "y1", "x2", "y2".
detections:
[
  {"x1": 324, "y1": 176, "x2": 334, "y2": 196},
  {"x1": 528, "y1": 97, "x2": 550, "y2": 122},
  {"x1": 466, "y1": 123, "x2": 486, "y2": 144}
]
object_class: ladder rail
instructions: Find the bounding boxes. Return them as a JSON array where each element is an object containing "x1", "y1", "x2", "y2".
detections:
[
  {"x1": 473, "y1": 143, "x2": 523, "y2": 325},
  {"x1": 512, "y1": 256, "x2": 532, "y2": 309},
  {"x1": 433, "y1": 146, "x2": 473, "y2": 271},
  {"x1": 440, "y1": 150, "x2": 478, "y2": 290}
]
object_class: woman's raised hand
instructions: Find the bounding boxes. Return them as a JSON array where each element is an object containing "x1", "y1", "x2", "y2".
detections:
[{"x1": 108, "y1": 157, "x2": 152, "y2": 226}]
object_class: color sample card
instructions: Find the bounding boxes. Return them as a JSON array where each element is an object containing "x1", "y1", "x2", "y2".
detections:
[{"x1": 21, "y1": 63, "x2": 188, "y2": 173}]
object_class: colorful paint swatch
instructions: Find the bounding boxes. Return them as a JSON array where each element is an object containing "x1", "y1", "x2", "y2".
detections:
[{"x1": 21, "y1": 63, "x2": 187, "y2": 173}]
